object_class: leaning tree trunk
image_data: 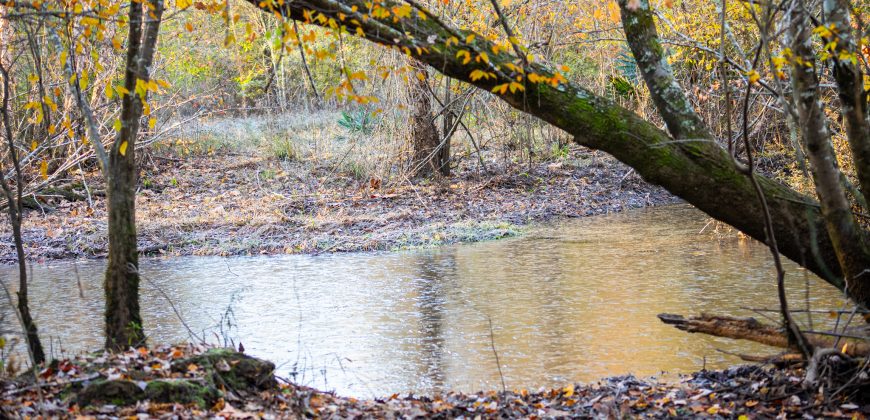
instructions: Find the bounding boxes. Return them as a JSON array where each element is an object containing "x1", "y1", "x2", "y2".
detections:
[
  {"x1": 248, "y1": 0, "x2": 870, "y2": 305},
  {"x1": 409, "y1": 59, "x2": 444, "y2": 177},
  {"x1": 104, "y1": 0, "x2": 163, "y2": 351}
]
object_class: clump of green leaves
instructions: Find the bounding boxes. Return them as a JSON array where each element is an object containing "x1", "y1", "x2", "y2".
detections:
[{"x1": 337, "y1": 109, "x2": 376, "y2": 134}]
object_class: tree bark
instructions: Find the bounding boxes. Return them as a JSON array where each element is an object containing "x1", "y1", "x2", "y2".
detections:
[
  {"x1": 0, "y1": 62, "x2": 45, "y2": 365},
  {"x1": 409, "y1": 59, "x2": 444, "y2": 177},
  {"x1": 823, "y1": 0, "x2": 870, "y2": 204},
  {"x1": 246, "y1": 0, "x2": 864, "y2": 303},
  {"x1": 786, "y1": 1, "x2": 870, "y2": 304},
  {"x1": 104, "y1": 0, "x2": 163, "y2": 351}
]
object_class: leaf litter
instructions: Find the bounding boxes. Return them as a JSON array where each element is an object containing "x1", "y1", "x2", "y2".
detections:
[{"x1": 2, "y1": 344, "x2": 870, "y2": 418}]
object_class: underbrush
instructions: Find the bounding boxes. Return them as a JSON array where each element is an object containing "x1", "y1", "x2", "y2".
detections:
[{"x1": 151, "y1": 107, "x2": 593, "y2": 188}]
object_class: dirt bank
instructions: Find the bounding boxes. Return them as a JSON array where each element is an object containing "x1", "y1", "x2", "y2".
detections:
[{"x1": 0, "y1": 147, "x2": 675, "y2": 262}]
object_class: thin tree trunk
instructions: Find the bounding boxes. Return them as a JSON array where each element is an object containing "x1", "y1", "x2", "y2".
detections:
[
  {"x1": 439, "y1": 78, "x2": 452, "y2": 176},
  {"x1": 786, "y1": 1, "x2": 870, "y2": 304},
  {"x1": 293, "y1": 20, "x2": 320, "y2": 104},
  {"x1": 0, "y1": 62, "x2": 45, "y2": 364},
  {"x1": 823, "y1": 0, "x2": 870, "y2": 203},
  {"x1": 104, "y1": 0, "x2": 163, "y2": 351}
]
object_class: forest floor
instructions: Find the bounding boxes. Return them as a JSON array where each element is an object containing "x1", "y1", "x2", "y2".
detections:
[
  {"x1": 2, "y1": 344, "x2": 869, "y2": 419},
  {"x1": 0, "y1": 145, "x2": 675, "y2": 262}
]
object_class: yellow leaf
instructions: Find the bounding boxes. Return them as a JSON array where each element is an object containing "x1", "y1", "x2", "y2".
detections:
[
  {"x1": 40, "y1": 160, "x2": 48, "y2": 180},
  {"x1": 491, "y1": 83, "x2": 509, "y2": 94},
  {"x1": 563, "y1": 383, "x2": 574, "y2": 397},
  {"x1": 185, "y1": 21, "x2": 193, "y2": 32},
  {"x1": 148, "y1": 118, "x2": 156, "y2": 129},
  {"x1": 105, "y1": 83, "x2": 114, "y2": 99},
  {"x1": 47, "y1": 124, "x2": 56, "y2": 135},
  {"x1": 177, "y1": 0, "x2": 191, "y2": 10},
  {"x1": 456, "y1": 50, "x2": 471, "y2": 64},
  {"x1": 31, "y1": 140, "x2": 38, "y2": 151},
  {"x1": 528, "y1": 72, "x2": 545, "y2": 83},
  {"x1": 465, "y1": 34, "x2": 475, "y2": 43},
  {"x1": 114, "y1": 85, "x2": 130, "y2": 96},
  {"x1": 746, "y1": 70, "x2": 761, "y2": 84},
  {"x1": 113, "y1": 119, "x2": 122, "y2": 132},
  {"x1": 119, "y1": 141, "x2": 128, "y2": 156}
]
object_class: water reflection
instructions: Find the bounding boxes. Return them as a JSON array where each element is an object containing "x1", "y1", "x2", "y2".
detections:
[{"x1": 0, "y1": 205, "x2": 848, "y2": 397}]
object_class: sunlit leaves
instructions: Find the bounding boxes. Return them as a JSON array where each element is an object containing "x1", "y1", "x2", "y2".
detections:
[
  {"x1": 745, "y1": 70, "x2": 760, "y2": 84},
  {"x1": 469, "y1": 69, "x2": 496, "y2": 81},
  {"x1": 491, "y1": 81, "x2": 524, "y2": 94}
]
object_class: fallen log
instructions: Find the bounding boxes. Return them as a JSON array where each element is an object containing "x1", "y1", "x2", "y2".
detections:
[{"x1": 658, "y1": 313, "x2": 870, "y2": 357}]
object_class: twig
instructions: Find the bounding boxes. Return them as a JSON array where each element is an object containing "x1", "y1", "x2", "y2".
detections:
[
  {"x1": 486, "y1": 315, "x2": 506, "y2": 393},
  {"x1": 731, "y1": 3, "x2": 811, "y2": 358},
  {"x1": 132, "y1": 263, "x2": 204, "y2": 344}
]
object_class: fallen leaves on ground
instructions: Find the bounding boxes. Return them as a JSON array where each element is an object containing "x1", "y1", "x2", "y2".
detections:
[{"x1": 2, "y1": 345, "x2": 869, "y2": 419}]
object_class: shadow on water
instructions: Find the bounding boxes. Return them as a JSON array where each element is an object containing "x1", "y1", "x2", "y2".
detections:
[{"x1": 0, "y1": 204, "x2": 850, "y2": 397}]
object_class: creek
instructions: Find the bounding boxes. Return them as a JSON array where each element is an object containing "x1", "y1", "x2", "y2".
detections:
[{"x1": 1, "y1": 205, "x2": 845, "y2": 397}]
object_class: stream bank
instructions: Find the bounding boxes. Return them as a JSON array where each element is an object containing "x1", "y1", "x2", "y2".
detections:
[
  {"x1": 0, "y1": 148, "x2": 674, "y2": 262},
  {"x1": 1, "y1": 345, "x2": 867, "y2": 419}
]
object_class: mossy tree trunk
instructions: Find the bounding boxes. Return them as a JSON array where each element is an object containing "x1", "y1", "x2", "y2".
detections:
[
  {"x1": 103, "y1": 0, "x2": 164, "y2": 351},
  {"x1": 247, "y1": 0, "x2": 869, "y2": 305}
]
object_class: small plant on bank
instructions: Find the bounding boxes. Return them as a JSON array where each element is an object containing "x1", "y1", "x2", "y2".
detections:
[
  {"x1": 268, "y1": 137, "x2": 299, "y2": 161},
  {"x1": 337, "y1": 109, "x2": 376, "y2": 135}
]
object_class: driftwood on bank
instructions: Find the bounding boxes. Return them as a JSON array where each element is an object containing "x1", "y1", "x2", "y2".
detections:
[{"x1": 658, "y1": 313, "x2": 870, "y2": 357}]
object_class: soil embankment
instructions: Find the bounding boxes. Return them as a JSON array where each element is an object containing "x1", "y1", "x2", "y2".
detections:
[{"x1": 0, "y1": 148, "x2": 675, "y2": 262}]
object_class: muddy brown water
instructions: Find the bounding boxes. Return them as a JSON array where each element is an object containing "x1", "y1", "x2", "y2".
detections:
[{"x1": 0, "y1": 205, "x2": 847, "y2": 397}]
